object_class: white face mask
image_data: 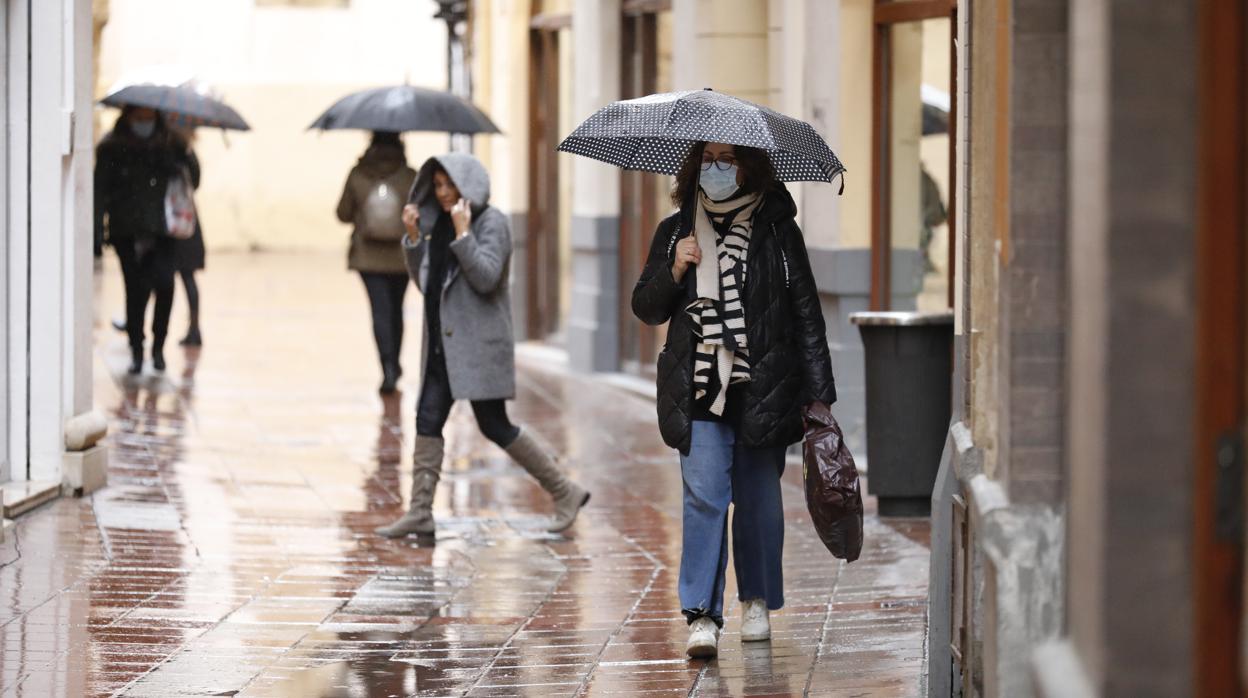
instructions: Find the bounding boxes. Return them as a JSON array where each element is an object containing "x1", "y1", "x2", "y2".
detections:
[
  {"x1": 130, "y1": 119, "x2": 157, "y2": 139},
  {"x1": 700, "y1": 164, "x2": 740, "y2": 201}
]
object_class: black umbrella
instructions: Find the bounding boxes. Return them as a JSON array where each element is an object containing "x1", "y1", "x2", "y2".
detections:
[
  {"x1": 309, "y1": 85, "x2": 501, "y2": 134},
  {"x1": 558, "y1": 89, "x2": 845, "y2": 186},
  {"x1": 101, "y1": 83, "x2": 250, "y2": 131}
]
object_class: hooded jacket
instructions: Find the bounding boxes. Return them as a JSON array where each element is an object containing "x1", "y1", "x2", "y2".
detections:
[
  {"x1": 632, "y1": 183, "x2": 837, "y2": 454},
  {"x1": 403, "y1": 153, "x2": 516, "y2": 401},
  {"x1": 337, "y1": 142, "x2": 416, "y2": 275}
]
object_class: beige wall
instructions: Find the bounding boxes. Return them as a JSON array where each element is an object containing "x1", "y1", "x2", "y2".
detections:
[
  {"x1": 470, "y1": 0, "x2": 532, "y2": 217},
  {"x1": 837, "y1": 0, "x2": 872, "y2": 249},
  {"x1": 672, "y1": 0, "x2": 768, "y2": 101},
  {"x1": 98, "y1": 0, "x2": 450, "y2": 253}
]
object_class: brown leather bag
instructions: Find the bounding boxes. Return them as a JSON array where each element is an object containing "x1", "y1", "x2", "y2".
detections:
[{"x1": 802, "y1": 402, "x2": 864, "y2": 562}]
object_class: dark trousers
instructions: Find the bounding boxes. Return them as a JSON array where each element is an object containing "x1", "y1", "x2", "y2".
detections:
[
  {"x1": 179, "y1": 269, "x2": 200, "y2": 332},
  {"x1": 416, "y1": 345, "x2": 521, "y2": 448},
  {"x1": 360, "y1": 272, "x2": 409, "y2": 370},
  {"x1": 115, "y1": 239, "x2": 176, "y2": 352}
]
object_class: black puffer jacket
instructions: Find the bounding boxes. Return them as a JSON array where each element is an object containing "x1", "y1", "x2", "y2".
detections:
[
  {"x1": 632, "y1": 184, "x2": 837, "y2": 454},
  {"x1": 94, "y1": 124, "x2": 196, "y2": 244}
]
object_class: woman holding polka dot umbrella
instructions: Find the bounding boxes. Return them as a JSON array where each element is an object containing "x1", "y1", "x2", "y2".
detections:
[{"x1": 560, "y1": 89, "x2": 844, "y2": 659}]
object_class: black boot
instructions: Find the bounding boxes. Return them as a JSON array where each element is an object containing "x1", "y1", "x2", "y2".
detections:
[
  {"x1": 128, "y1": 347, "x2": 143, "y2": 375},
  {"x1": 152, "y1": 345, "x2": 166, "y2": 372},
  {"x1": 380, "y1": 360, "x2": 400, "y2": 394},
  {"x1": 180, "y1": 327, "x2": 202, "y2": 347}
]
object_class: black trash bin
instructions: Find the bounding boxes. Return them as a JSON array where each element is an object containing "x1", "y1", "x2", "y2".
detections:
[{"x1": 850, "y1": 311, "x2": 953, "y2": 517}]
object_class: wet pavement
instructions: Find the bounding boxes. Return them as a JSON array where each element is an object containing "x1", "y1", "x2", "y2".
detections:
[{"x1": 1, "y1": 253, "x2": 929, "y2": 697}]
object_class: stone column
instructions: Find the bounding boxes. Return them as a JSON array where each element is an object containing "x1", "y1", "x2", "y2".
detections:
[
  {"x1": 671, "y1": 0, "x2": 768, "y2": 98},
  {"x1": 566, "y1": 0, "x2": 622, "y2": 372},
  {"x1": 1053, "y1": 0, "x2": 1199, "y2": 694}
]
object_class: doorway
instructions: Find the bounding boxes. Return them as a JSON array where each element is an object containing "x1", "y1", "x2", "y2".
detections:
[
  {"x1": 1195, "y1": 0, "x2": 1247, "y2": 693},
  {"x1": 618, "y1": 2, "x2": 671, "y2": 376},
  {"x1": 526, "y1": 17, "x2": 565, "y2": 341}
]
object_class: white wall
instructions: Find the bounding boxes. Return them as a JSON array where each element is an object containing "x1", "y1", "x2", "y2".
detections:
[
  {"x1": 5, "y1": 0, "x2": 96, "y2": 483},
  {"x1": 0, "y1": 1, "x2": 6, "y2": 483},
  {"x1": 98, "y1": 0, "x2": 451, "y2": 252}
]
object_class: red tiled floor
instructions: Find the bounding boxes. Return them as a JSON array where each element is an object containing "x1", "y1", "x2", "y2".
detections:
[{"x1": 0, "y1": 253, "x2": 929, "y2": 697}]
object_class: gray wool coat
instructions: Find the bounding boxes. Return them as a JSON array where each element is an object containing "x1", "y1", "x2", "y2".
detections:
[{"x1": 404, "y1": 153, "x2": 516, "y2": 401}]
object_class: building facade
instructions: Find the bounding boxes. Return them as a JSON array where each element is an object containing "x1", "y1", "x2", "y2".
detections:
[
  {"x1": 468, "y1": 0, "x2": 953, "y2": 445},
  {"x1": 931, "y1": 1, "x2": 1248, "y2": 696},
  {"x1": 470, "y1": 1, "x2": 1248, "y2": 696},
  {"x1": 2, "y1": 0, "x2": 101, "y2": 513}
]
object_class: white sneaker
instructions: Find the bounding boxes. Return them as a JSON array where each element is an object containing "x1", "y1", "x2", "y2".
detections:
[
  {"x1": 686, "y1": 617, "x2": 719, "y2": 659},
  {"x1": 741, "y1": 599, "x2": 771, "y2": 642}
]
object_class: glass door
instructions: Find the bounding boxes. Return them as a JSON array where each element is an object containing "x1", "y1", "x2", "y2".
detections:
[{"x1": 871, "y1": 1, "x2": 957, "y2": 311}]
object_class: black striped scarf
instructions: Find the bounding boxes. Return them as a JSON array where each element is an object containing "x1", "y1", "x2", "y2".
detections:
[{"x1": 686, "y1": 191, "x2": 762, "y2": 415}]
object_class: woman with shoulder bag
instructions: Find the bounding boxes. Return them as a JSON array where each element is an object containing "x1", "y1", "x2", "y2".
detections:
[
  {"x1": 337, "y1": 131, "x2": 417, "y2": 393},
  {"x1": 374, "y1": 153, "x2": 591, "y2": 538},
  {"x1": 632, "y1": 141, "x2": 837, "y2": 659},
  {"x1": 95, "y1": 106, "x2": 197, "y2": 375}
]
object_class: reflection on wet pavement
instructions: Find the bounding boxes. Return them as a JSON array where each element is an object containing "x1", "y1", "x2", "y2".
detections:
[{"x1": 1, "y1": 253, "x2": 929, "y2": 697}]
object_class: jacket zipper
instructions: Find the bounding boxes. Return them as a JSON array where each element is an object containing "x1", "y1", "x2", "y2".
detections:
[
  {"x1": 666, "y1": 225, "x2": 682, "y2": 259},
  {"x1": 773, "y1": 223, "x2": 791, "y2": 289}
]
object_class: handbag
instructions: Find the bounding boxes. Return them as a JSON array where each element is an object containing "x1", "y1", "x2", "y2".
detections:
[
  {"x1": 802, "y1": 402, "x2": 864, "y2": 562},
  {"x1": 163, "y1": 167, "x2": 197, "y2": 240}
]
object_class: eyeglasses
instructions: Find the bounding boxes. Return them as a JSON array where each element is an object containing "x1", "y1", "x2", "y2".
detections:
[{"x1": 700, "y1": 154, "x2": 737, "y2": 172}]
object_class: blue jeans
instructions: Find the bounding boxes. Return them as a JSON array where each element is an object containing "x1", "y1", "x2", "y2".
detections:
[{"x1": 679, "y1": 420, "x2": 786, "y2": 627}]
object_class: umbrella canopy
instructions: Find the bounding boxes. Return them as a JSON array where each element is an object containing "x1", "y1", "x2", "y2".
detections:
[
  {"x1": 309, "y1": 85, "x2": 501, "y2": 134},
  {"x1": 557, "y1": 89, "x2": 845, "y2": 185},
  {"x1": 921, "y1": 84, "x2": 950, "y2": 136},
  {"x1": 101, "y1": 83, "x2": 250, "y2": 131}
]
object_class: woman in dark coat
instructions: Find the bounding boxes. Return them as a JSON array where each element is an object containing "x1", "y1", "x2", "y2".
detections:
[
  {"x1": 95, "y1": 106, "x2": 198, "y2": 374},
  {"x1": 336, "y1": 131, "x2": 416, "y2": 393},
  {"x1": 374, "y1": 153, "x2": 591, "y2": 538},
  {"x1": 632, "y1": 141, "x2": 837, "y2": 659}
]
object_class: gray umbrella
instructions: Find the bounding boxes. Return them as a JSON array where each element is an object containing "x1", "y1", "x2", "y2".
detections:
[
  {"x1": 558, "y1": 89, "x2": 845, "y2": 186},
  {"x1": 101, "y1": 83, "x2": 250, "y2": 131},
  {"x1": 309, "y1": 85, "x2": 500, "y2": 134}
]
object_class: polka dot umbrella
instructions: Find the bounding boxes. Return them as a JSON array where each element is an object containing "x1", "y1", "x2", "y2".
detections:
[{"x1": 558, "y1": 88, "x2": 845, "y2": 188}]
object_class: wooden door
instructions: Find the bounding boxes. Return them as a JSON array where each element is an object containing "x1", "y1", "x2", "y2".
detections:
[
  {"x1": 618, "y1": 9, "x2": 665, "y2": 376},
  {"x1": 527, "y1": 27, "x2": 562, "y2": 340},
  {"x1": 1195, "y1": 0, "x2": 1247, "y2": 693}
]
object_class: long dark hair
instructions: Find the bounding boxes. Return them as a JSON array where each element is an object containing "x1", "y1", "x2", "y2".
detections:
[{"x1": 670, "y1": 141, "x2": 777, "y2": 208}]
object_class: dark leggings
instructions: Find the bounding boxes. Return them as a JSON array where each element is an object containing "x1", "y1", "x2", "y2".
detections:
[
  {"x1": 179, "y1": 269, "x2": 200, "y2": 331},
  {"x1": 360, "y1": 272, "x2": 409, "y2": 369},
  {"x1": 115, "y1": 240, "x2": 175, "y2": 352},
  {"x1": 416, "y1": 344, "x2": 520, "y2": 447}
]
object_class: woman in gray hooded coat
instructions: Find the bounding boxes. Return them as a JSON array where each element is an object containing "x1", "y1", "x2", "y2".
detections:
[{"x1": 375, "y1": 153, "x2": 591, "y2": 537}]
